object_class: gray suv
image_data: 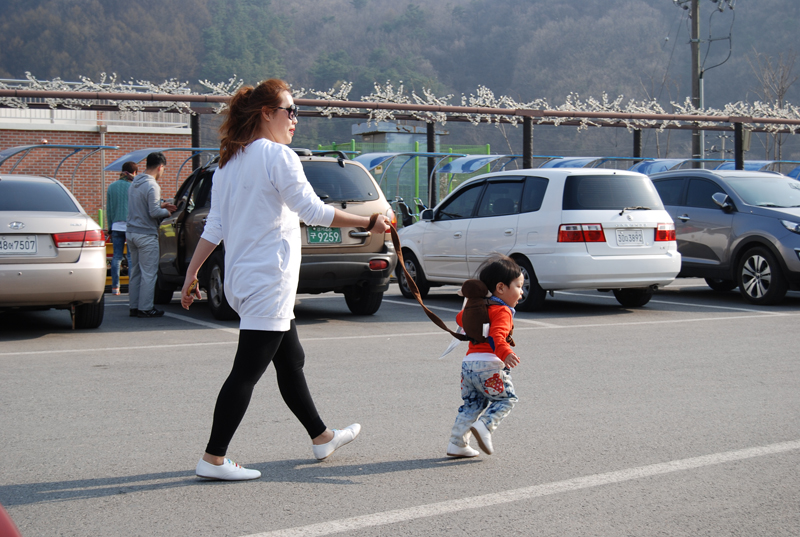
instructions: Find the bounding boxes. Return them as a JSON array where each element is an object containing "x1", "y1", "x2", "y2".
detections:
[
  {"x1": 650, "y1": 169, "x2": 800, "y2": 305},
  {"x1": 155, "y1": 150, "x2": 397, "y2": 319}
]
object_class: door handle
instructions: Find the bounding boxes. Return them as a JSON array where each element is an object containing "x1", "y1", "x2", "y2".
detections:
[
  {"x1": 349, "y1": 231, "x2": 370, "y2": 238},
  {"x1": 678, "y1": 214, "x2": 690, "y2": 222},
  {"x1": 504, "y1": 228, "x2": 514, "y2": 235},
  {"x1": 453, "y1": 232, "x2": 463, "y2": 238}
]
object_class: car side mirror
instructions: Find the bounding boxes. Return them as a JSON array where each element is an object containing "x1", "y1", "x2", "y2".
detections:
[
  {"x1": 712, "y1": 192, "x2": 733, "y2": 211},
  {"x1": 420, "y1": 209, "x2": 434, "y2": 221}
]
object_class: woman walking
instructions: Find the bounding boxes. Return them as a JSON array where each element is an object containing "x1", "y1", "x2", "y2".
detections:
[{"x1": 182, "y1": 78, "x2": 390, "y2": 480}]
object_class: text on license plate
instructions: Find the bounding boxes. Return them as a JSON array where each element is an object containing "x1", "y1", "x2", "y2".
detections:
[
  {"x1": 616, "y1": 228, "x2": 644, "y2": 246},
  {"x1": 0, "y1": 235, "x2": 37, "y2": 254},
  {"x1": 307, "y1": 226, "x2": 342, "y2": 244}
]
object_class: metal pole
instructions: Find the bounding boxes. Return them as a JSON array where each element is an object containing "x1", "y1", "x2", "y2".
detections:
[
  {"x1": 633, "y1": 129, "x2": 642, "y2": 161},
  {"x1": 691, "y1": 0, "x2": 702, "y2": 167},
  {"x1": 191, "y1": 113, "x2": 200, "y2": 171},
  {"x1": 427, "y1": 122, "x2": 436, "y2": 206},
  {"x1": 734, "y1": 122, "x2": 744, "y2": 170},
  {"x1": 523, "y1": 117, "x2": 533, "y2": 169}
]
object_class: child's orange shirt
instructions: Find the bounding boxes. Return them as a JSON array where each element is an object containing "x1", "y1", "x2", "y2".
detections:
[{"x1": 456, "y1": 303, "x2": 515, "y2": 361}]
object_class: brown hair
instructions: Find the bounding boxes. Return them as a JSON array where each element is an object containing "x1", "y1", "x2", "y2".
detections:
[{"x1": 218, "y1": 78, "x2": 291, "y2": 168}]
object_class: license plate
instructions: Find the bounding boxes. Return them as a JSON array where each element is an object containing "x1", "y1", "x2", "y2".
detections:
[
  {"x1": 616, "y1": 228, "x2": 644, "y2": 246},
  {"x1": 307, "y1": 226, "x2": 342, "y2": 244},
  {"x1": 0, "y1": 235, "x2": 37, "y2": 254}
]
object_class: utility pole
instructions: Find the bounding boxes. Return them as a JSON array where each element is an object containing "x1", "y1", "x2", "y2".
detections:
[{"x1": 690, "y1": 0, "x2": 703, "y2": 167}]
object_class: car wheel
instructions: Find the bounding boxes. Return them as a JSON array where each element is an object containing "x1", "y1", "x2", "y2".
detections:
[
  {"x1": 513, "y1": 256, "x2": 546, "y2": 312},
  {"x1": 613, "y1": 288, "x2": 653, "y2": 308},
  {"x1": 704, "y1": 278, "x2": 738, "y2": 292},
  {"x1": 396, "y1": 249, "x2": 430, "y2": 299},
  {"x1": 344, "y1": 286, "x2": 384, "y2": 315},
  {"x1": 153, "y1": 273, "x2": 176, "y2": 304},
  {"x1": 74, "y1": 294, "x2": 105, "y2": 329},
  {"x1": 737, "y1": 247, "x2": 788, "y2": 305},
  {"x1": 207, "y1": 251, "x2": 238, "y2": 320}
]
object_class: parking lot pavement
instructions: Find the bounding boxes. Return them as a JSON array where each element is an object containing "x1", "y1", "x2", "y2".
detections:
[{"x1": 1, "y1": 281, "x2": 799, "y2": 536}]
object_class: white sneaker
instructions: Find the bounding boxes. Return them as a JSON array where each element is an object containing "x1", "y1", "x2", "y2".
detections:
[
  {"x1": 312, "y1": 423, "x2": 361, "y2": 460},
  {"x1": 470, "y1": 420, "x2": 494, "y2": 455},
  {"x1": 446, "y1": 442, "x2": 479, "y2": 458},
  {"x1": 196, "y1": 458, "x2": 261, "y2": 481}
]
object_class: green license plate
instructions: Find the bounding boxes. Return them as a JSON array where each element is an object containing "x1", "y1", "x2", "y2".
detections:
[{"x1": 307, "y1": 226, "x2": 342, "y2": 244}]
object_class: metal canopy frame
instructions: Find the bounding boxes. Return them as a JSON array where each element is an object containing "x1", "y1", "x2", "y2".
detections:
[
  {"x1": 0, "y1": 144, "x2": 120, "y2": 191},
  {"x1": 103, "y1": 146, "x2": 219, "y2": 188},
  {"x1": 354, "y1": 151, "x2": 468, "y2": 199}
]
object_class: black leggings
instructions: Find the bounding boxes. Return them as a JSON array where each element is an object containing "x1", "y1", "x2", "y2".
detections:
[{"x1": 205, "y1": 322, "x2": 326, "y2": 456}]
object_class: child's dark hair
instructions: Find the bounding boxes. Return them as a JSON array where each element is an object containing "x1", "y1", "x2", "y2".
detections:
[{"x1": 477, "y1": 254, "x2": 522, "y2": 294}]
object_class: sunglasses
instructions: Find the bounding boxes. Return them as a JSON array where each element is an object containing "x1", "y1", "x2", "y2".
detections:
[{"x1": 276, "y1": 104, "x2": 299, "y2": 120}]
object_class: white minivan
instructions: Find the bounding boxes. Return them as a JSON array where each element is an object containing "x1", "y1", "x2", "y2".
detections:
[{"x1": 396, "y1": 168, "x2": 681, "y2": 310}]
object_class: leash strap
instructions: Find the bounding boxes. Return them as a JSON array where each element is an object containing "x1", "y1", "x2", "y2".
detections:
[{"x1": 387, "y1": 224, "x2": 470, "y2": 342}]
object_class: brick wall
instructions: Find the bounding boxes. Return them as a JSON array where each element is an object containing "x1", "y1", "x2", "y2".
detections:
[{"x1": 0, "y1": 128, "x2": 193, "y2": 226}]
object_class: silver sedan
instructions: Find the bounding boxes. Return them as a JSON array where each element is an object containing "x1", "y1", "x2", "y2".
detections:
[{"x1": 0, "y1": 174, "x2": 106, "y2": 328}]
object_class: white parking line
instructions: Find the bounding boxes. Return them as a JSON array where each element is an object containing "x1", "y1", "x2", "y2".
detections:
[
  {"x1": 0, "y1": 340, "x2": 236, "y2": 357},
  {"x1": 555, "y1": 291, "x2": 781, "y2": 314},
  {"x1": 244, "y1": 439, "x2": 800, "y2": 537}
]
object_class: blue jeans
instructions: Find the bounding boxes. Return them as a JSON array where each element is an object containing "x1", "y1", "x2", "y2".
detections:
[
  {"x1": 110, "y1": 230, "x2": 131, "y2": 289},
  {"x1": 449, "y1": 361, "x2": 518, "y2": 448},
  {"x1": 126, "y1": 232, "x2": 160, "y2": 311}
]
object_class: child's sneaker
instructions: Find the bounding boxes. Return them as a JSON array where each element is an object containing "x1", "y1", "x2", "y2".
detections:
[
  {"x1": 446, "y1": 442, "x2": 479, "y2": 458},
  {"x1": 470, "y1": 420, "x2": 494, "y2": 454}
]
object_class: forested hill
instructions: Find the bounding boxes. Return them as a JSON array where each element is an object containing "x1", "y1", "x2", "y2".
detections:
[{"x1": 1, "y1": 0, "x2": 798, "y2": 109}]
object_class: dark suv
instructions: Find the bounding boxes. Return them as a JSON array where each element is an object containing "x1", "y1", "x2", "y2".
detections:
[
  {"x1": 650, "y1": 169, "x2": 800, "y2": 305},
  {"x1": 155, "y1": 150, "x2": 397, "y2": 319}
]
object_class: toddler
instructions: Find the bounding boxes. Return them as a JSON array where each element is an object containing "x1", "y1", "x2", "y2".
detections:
[{"x1": 447, "y1": 255, "x2": 523, "y2": 457}]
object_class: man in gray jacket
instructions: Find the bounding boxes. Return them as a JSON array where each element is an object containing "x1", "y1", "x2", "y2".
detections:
[{"x1": 126, "y1": 152, "x2": 176, "y2": 318}]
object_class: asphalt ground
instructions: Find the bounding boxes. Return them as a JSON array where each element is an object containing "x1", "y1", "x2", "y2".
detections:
[{"x1": 1, "y1": 280, "x2": 799, "y2": 537}]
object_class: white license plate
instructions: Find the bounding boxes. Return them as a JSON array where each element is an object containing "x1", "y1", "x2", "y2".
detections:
[
  {"x1": 0, "y1": 235, "x2": 37, "y2": 254},
  {"x1": 307, "y1": 226, "x2": 342, "y2": 244},
  {"x1": 616, "y1": 229, "x2": 644, "y2": 246}
]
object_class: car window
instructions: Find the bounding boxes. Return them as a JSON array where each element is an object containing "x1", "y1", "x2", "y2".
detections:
[
  {"x1": 726, "y1": 176, "x2": 800, "y2": 208},
  {"x1": 437, "y1": 183, "x2": 483, "y2": 220},
  {"x1": 302, "y1": 161, "x2": 379, "y2": 202},
  {"x1": 521, "y1": 176, "x2": 549, "y2": 212},
  {"x1": 653, "y1": 178, "x2": 684, "y2": 206},
  {"x1": 477, "y1": 180, "x2": 524, "y2": 217},
  {"x1": 686, "y1": 178, "x2": 724, "y2": 209},
  {"x1": 187, "y1": 171, "x2": 214, "y2": 212},
  {"x1": 562, "y1": 174, "x2": 664, "y2": 210},
  {"x1": 0, "y1": 179, "x2": 79, "y2": 212}
]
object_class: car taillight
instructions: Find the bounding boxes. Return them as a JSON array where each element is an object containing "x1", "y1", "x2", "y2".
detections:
[
  {"x1": 369, "y1": 259, "x2": 389, "y2": 270},
  {"x1": 558, "y1": 224, "x2": 606, "y2": 243},
  {"x1": 52, "y1": 230, "x2": 106, "y2": 248},
  {"x1": 387, "y1": 208, "x2": 397, "y2": 232},
  {"x1": 655, "y1": 223, "x2": 676, "y2": 241}
]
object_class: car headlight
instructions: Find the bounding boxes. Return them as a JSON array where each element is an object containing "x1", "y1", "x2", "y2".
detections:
[{"x1": 781, "y1": 220, "x2": 800, "y2": 234}]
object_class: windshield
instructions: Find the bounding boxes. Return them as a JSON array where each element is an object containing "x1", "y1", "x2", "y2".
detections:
[
  {"x1": 726, "y1": 176, "x2": 800, "y2": 208},
  {"x1": 562, "y1": 174, "x2": 664, "y2": 210},
  {"x1": 0, "y1": 178, "x2": 80, "y2": 212},
  {"x1": 302, "y1": 161, "x2": 380, "y2": 202}
]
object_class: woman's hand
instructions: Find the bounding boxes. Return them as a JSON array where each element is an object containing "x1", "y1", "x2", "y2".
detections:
[
  {"x1": 181, "y1": 275, "x2": 202, "y2": 310},
  {"x1": 368, "y1": 214, "x2": 392, "y2": 235}
]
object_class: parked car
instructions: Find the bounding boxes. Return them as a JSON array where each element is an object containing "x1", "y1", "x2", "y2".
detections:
[
  {"x1": 155, "y1": 150, "x2": 397, "y2": 319},
  {"x1": 396, "y1": 168, "x2": 680, "y2": 310},
  {"x1": 650, "y1": 169, "x2": 800, "y2": 305},
  {"x1": 0, "y1": 174, "x2": 106, "y2": 328}
]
